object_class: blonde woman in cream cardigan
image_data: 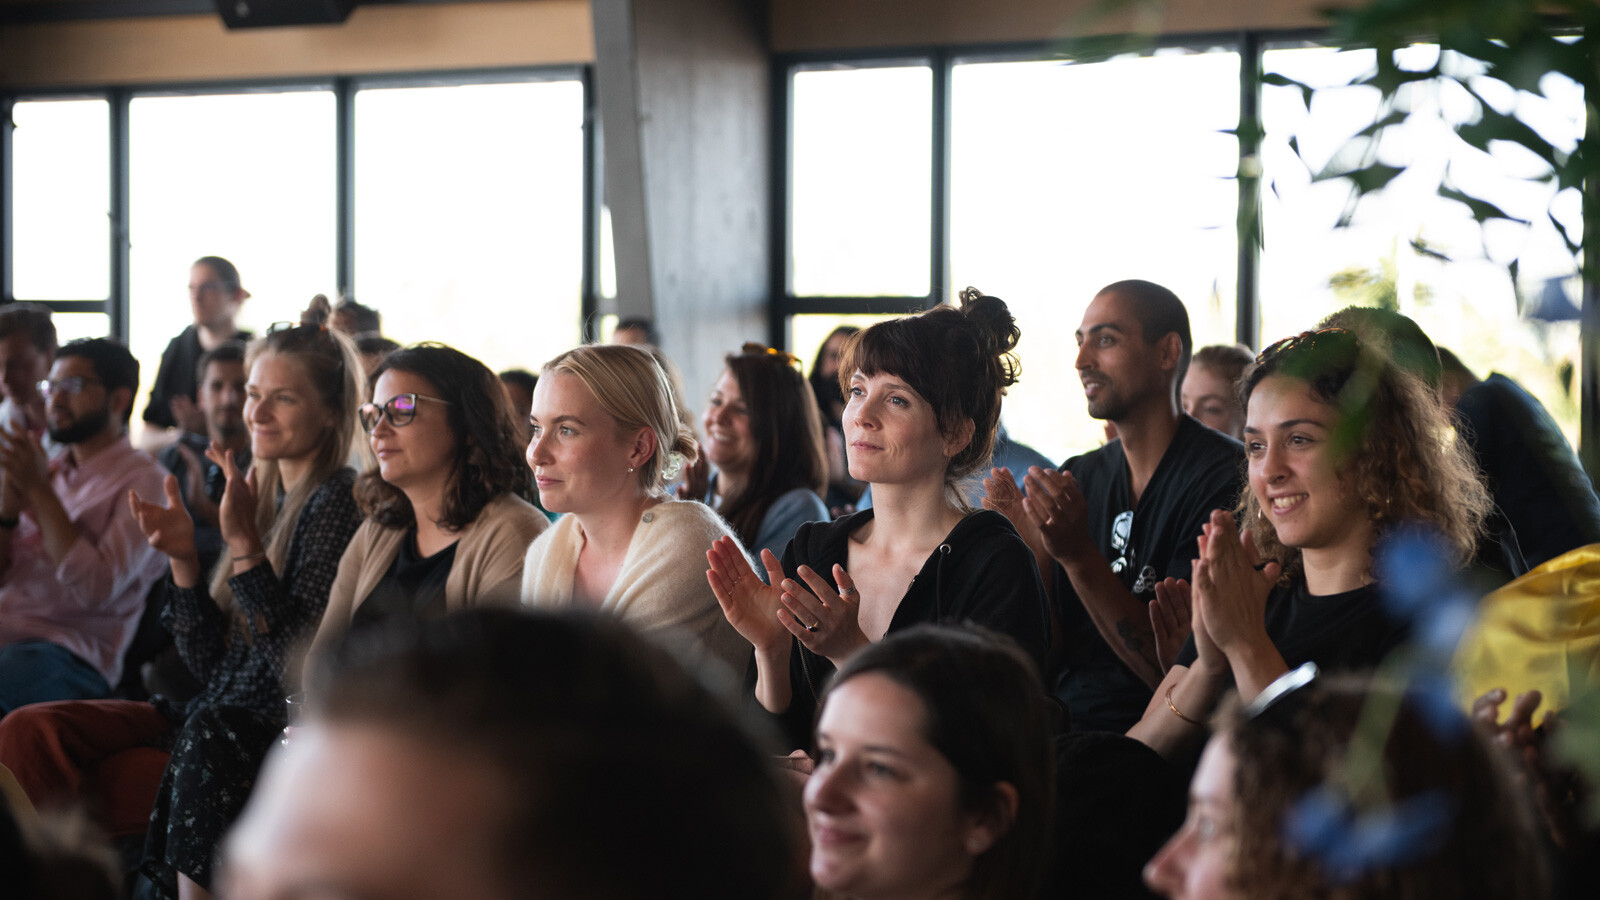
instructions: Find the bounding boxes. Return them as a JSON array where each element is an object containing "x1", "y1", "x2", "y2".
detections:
[
  {"x1": 307, "y1": 345, "x2": 547, "y2": 673},
  {"x1": 521, "y1": 344, "x2": 748, "y2": 678}
]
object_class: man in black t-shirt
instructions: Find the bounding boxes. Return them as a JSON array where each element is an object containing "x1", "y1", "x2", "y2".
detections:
[
  {"x1": 142, "y1": 256, "x2": 253, "y2": 445},
  {"x1": 987, "y1": 280, "x2": 1243, "y2": 732}
]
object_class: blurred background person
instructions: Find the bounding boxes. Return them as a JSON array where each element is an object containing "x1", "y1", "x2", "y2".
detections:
[
  {"x1": 142, "y1": 256, "x2": 252, "y2": 447},
  {"x1": 1181, "y1": 344, "x2": 1251, "y2": 440}
]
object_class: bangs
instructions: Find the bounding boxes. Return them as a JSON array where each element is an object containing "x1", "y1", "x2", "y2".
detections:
[{"x1": 836, "y1": 318, "x2": 932, "y2": 402}]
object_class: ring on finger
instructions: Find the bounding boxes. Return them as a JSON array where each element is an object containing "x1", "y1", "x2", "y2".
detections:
[
  {"x1": 839, "y1": 585, "x2": 858, "y2": 598},
  {"x1": 806, "y1": 621, "x2": 820, "y2": 632}
]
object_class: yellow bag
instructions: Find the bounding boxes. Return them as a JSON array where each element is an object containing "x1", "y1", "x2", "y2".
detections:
[{"x1": 1453, "y1": 544, "x2": 1600, "y2": 723}]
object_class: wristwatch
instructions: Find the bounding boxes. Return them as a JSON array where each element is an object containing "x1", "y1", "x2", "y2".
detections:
[{"x1": 0, "y1": 514, "x2": 19, "y2": 530}]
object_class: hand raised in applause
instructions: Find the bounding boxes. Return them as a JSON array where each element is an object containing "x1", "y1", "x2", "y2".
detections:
[
  {"x1": 172, "y1": 442, "x2": 221, "y2": 529},
  {"x1": 0, "y1": 422, "x2": 50, "y2": 504},
  {"x1": 983, "y1": 467, "x2": 1041, "y2": 549},
  {"x1": 206, "y1": 443, "x2": 264, "y2": 562},
  {"x1": 707, "y1": 537, "x2": 790, "y2": 655},
  {"x1": 674, "y1": 451, "x2": 710, "y2": 502},
  {"x1": 778, "y1": 561, "x2": 869, "y2": 666},
  {"x1": 1189, "y1": 509, "x2": 1279, "y2": 658},
  {"x1": 128, "y1": 475, "x2": 201, "y2": 586},
  {"x1": 1149, "y1": 576, "x2": 1193, "y2": 675},
  {"x1": 1021, "y1": 465, "x2": 1093, "y2": 565}
]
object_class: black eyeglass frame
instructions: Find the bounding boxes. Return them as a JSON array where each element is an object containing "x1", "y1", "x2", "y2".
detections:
[{"x1": 358, "y1": 393, "x2": 452, "y2": 433}]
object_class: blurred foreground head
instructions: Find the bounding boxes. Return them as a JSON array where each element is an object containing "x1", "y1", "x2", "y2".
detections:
[{"x1": 224, "y1": 608, "x2": 793, "y2": 900}]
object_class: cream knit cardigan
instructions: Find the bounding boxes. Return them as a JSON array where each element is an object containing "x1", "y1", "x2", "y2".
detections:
[{"x1": 520, "y1": 498, "x2": 751, "y2": 679}]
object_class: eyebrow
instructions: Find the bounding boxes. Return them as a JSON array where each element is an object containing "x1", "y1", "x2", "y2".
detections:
[
  {"x1": 1243, "y1": 418, "x2": 1326, "y2": 434},
  {"x1": 814, "y1": 732, "x2": 913, "y2": 759},
  {"x1": 532, "y1": 413, "x2": 587, "y2": 427},
  {"x1": 1074, "y1": 322, "x2": 1127, "y2": 341}
]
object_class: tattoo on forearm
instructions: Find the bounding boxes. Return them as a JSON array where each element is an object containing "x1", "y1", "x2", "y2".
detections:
[{"x1": 1116, "y1": 618, "x2": 1144, "y2": 654}]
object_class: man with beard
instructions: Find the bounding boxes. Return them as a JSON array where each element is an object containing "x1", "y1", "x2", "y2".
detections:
[
  {"x1": 986, "y1": 280, "x2": 1243, "y2": 732},
  {"x1": 0, "y1": 338, "x2": 170, "y2": 714},
  {"x1": 158, "y1": 343, "x2": 252, "y2": 576}
]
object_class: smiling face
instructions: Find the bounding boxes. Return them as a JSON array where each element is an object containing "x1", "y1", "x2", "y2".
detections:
[
  {"x1": 1143, "y1": 736, "x2": 1239, "y2": 900},
  {"x1": 1074, "y1": 290, "x2": 1174, "y2": 423},
  {"x1": 701, "y1": 368, "x2": 754, "y2": 478},
  {"x1": 805, "y1": 673, "x2": 988, "y2": 900},
  {"x1": 370, "y1": 369, "x2": 458, "y2": 500},
  {"x1": 1244, "y1": 375, "x2": 1371, "y2": 559},
  {"x1": 223, "y1": 721, "x2": 516, "y2": 900},
  {"x1": 843, "y1": 371, "x2": 965, "y2": 487},
  {"x1": 1182, "y1": 364, "x2": 1244, "y2": 439},
  {"x1": 246, "y1": 352, "x2": 334, "y2": 465},
  {"x1": 526, "y1": 370, "x2": 651, "y2": 515}
]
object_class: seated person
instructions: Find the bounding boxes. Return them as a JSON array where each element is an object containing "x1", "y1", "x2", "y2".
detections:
[
  {"x1": 521, "y1": 344, "x2": 748, "y2": 677},
  {"x1": 156, "y1": 342, "x2": 251, "y2": 576},
  {"x1": 143, "y1": 256, "x2": 253, "y2": 445},
  {"x1": 1182, "y1": 343, "x2": 1252, "y2": 440},
  {"x1": 330, "y1": 297, "x2": 381, "y2": 339},
  {"x1": 683, "y1": 342, "x2": 828, "y2": 562},
  {"x1": 1128, "y1": 327, "x2": 1491, "y2": 759},
  {"x1": 709, "y1": 289, "x2": 1050, "y2": 749},
  {"x1": 0, "y1": 338, "x2": 170, "y2": 713},
  {"x1": 307, "y1": 343, "x2": 549, "y2": 668},
  {"x1": 1145, "y1": 672, "x2": 1550, "y2": 899},
  {"x1": 224, "y1": 608, "x2": 794, "y2": 900},
  {"x1": 497, "y1": 368, "x2": 537, "y2": 445},
  {"x1": 0, "y1": 304, "x2": 58, "y2": 451},
  {"x1": 805, "y1": 624, "x2": 1053, "y2": 900}
]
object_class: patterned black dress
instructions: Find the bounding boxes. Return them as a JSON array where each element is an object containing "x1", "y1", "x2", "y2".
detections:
[{"x1": 141, "y1": 468, "x2": 360, "y2": 896}]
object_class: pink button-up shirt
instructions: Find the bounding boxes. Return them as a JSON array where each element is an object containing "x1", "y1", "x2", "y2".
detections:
[{"x1": 0, "y1": 436, "x2": 171, "y2": 686}]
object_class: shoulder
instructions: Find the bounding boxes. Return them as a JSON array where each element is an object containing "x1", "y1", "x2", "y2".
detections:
[
  {"x1": 304, "y1": 469, "x2": 361, "y2": 519},
  {"x1": 649, "y1": 499, "x2": 736, "y2": 542},
  {"x1": 1063, "y1": 441, "x2": 1118, "y2": 477},
  {"x1": 461, "y1": 494, "x2": 549, "y2": 547},
  {"x1": 793, "y1": 509, "x2": 864, "y2": 556},
  {"x1": 764, "y1": 487, "x2": 828, "y2": 522},
  {"x1": 946, "y1": 509, "x2": 1028, "y2": 554},
  {"x1": 1173, "y1": 416, "x2": 1245, "y2": 469}
]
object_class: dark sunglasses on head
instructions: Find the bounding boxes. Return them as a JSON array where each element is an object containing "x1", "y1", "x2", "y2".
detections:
[{"x1": 1255, "y1": 327, "x2": 1359, "y2": 364}]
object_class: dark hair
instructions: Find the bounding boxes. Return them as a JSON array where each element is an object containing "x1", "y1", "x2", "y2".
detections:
[
  {"x1": 193, "y1": 255, "x2": 243, "y2": 292},
  {"x1": 1097, "y1": 279, "x2": 1192, "y2": 393},
  {"x1": 334, "y1": 297, "x2": 383, "y2": 336},
  {"x1": 614, "y1": 317, "x2": 660, "y2": 346},
  {"x1": 311, "y1": 608, "x2": 793, "y2": 900},
  {"x1": 826, "y1": 625, "x2": 1054, "y2": 900},
  {"x1": 840, "y1": 287, "x2": 1019, "y2": 499},
  {"x1": 808, "y1": 324, "x2": 860, "y2": 418},
  {"x1": 498, "y1": 368, "x2": 538, "y2": 395},
  {"x1": 715, "y1": 346, "x2": 827, "y2": 547},
  {"x1": 193, "y1": 340, "x2": 246, "y2": 383},
  {"x1": 56, "y1": 338, "x2": 139, "y2": 425},
  {"x1": 1436, "y1": 346, "x2": 1476, "y2": 382},
  {"x1": 1219, "y1": 677, "x2": 1549, "y2": 899},
  {"x1": 354, "y1": 334, "x2": 400, "y2": 358},
  {"x1": 1318, "y1": 306, "x2": 1442, "y2": 391},
  {"x1": 355, "y1": 343, "x2": 535, "y2": 531},
  {"x1": 0, "y1": 303, "x2": 58, "y2": 357},
  {"x1": 1240, "y1": 329, "x2": 1489, "y2": 581}
]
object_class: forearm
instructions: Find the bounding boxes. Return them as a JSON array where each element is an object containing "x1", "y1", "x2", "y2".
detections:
[
  {"x1": 1060, "y1": 550, "x2": 1163, "y2": 688},
  {"x1": 1127, "y1": 657, "x2": 1228, "y2": 759},
  {"x1": 753, "y1": 643, "x2": 794, "y2": 714},
  {"x1": 25, "y1": 485, "x2": 80, "y2": 565},
  {"x1": 1225, "y1": 638, "x2": 1289, "y2": 703}
]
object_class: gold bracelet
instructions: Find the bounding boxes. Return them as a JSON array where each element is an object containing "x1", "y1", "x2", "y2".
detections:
[{"x1": 1166, "y1": 684, "x2": 1202, "y2": 726}]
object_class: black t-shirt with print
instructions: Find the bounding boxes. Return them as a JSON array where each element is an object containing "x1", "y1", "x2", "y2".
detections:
[{"x1": 1055, "y1": 415, "x2": 1244, "y2": 732}]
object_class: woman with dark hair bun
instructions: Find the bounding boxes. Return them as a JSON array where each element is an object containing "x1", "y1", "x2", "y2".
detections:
[
  {"x1": 806, "y1": 624, "x2": 1055, "y2": 900},
  {"x1": 693, "y1": 343, "x2": 828, "y2": 561},
  {"x1": 305, "y1": 343, "x2": 549, "y2": 667},
  {"x1": 709, "y1": 288, "x2": 1051, "y2": 748}
]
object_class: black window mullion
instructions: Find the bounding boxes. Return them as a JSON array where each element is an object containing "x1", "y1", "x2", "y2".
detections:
[
  {"x1": 335, "y1": 77, "x2": 355, "y2": 299},
  {"x1": 109, "y1": 88, "x2": 130, "y2": 339},
  {"x1": 581, "y1": 65, "x2": 600, "y2": 344},
  {"x1": 1236, "y1": 31, "x2": 1262, "y2": 351},
  {"x1": 2, "y1": 96, "x2": 14, "y2": 303},
  {"x1": 930, "y1": 49, "x2": 950, "y2": 308}
]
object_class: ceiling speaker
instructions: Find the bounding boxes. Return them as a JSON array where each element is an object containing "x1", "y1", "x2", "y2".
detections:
[{"x1": 215, "y1": 0, "x2": 356, "y2": 28}]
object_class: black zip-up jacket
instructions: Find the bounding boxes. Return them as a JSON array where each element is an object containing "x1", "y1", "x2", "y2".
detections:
[{"x1": 765, "y1": 508, "x2": 1051, "y2": 750}]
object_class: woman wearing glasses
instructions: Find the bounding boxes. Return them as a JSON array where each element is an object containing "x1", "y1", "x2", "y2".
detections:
[
  {"x1": 686, "y1": 343, "x2": 828, "y2": 562},
  {"x1": 707, "y1": 289, "x2": 1051, "y2": 750},
  {"x1": 1128, "y1": 328, "x2": 1490, "y2": 759},
  {"x1": 305, "y1": 344, "x2": 547, "y2": 667},
  {"x1": 521, "y1": 343, "x2": 747, "y2": 677}
]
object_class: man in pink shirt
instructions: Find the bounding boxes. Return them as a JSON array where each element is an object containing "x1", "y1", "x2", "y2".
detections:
[{"x1": 0, "y1": 338, "x2": 170, "y2": 714}]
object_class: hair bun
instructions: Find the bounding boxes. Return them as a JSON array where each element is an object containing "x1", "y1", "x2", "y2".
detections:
[
  {"x1": 957, "y1": 286, "x2": 1020, "y2": 387},
  {"x1": 302, "y1": 293, "x2": 333, "y2": 328}
]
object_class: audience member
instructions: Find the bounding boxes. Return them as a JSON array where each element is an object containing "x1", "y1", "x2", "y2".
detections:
[
  {"x1": 685, "y1": 343, "x2": 828, "y2": 562},
  {"x1": 329, "y1": 298, "x2": 381, "y2": 339},
  {"x1": 985, "y1": 279, "x2": 1243, "y2": 732},
  {"x1": 1145, "y1": 673, "x2": 1550, "y2": 899},
  {"x1": 1181, "y1": 344, "x2": 1252, "y2": 440},
  {"x1": 808, "y1": 324, "x2": 864, "y2": 512},
  {"x1": 143, "y1": 256, "x2": 253, "y2": 442},
  {"x1": 609, "y1": 316, "x2": 659, "y2": 348},
  {"x1": 709, "y1": 288, "x2": 1050, "y2": 749},
  {"x1": 805, "y1": 624, "x2": 1053, "y2": 900},
  {"x1": 307, "y1": 344, "x2": 547, "y2": 669},
  {"x1": 521, "y1": 344, "x2": 747, "y2": 677},
  {"x1": 353, "y1": 334, "x2": 399, "y2": 382},
  {"x1": 1128, "y1": 327, "x2": 1490, "y2": 758},
  {"x1": 0, "y1": 338, "x2": 169, "y2": 713},
  {"x1": 1438, "y1": 346, "x2": 1600, "y2": 568},
  {"x1": 856, "y1": 421, "x2": 1055, "y2": 512},
  {"x1": 225, "y1": 608, "x2": 793, "y2": 900},
  {"x1": 156, "y1": 343, "x2": 251, "y2": 576},
  {"x1": 496, "y1": 368, "x2": 537, "y2": 444},
  {"x1": 0, "y1": 304, "x2": 58, "y2": 451}
]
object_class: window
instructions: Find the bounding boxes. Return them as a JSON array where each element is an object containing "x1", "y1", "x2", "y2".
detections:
[
  {"x1": 355, "y1": 78, "x2": 587, "y2": 374},
  {"x1": 10, "y1": 98, "x2": 110, "y2": 301}
]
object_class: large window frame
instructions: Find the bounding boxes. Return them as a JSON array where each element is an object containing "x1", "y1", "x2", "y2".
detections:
[
  {"x1": 1, "y1": 64, "x2": 602, "y2": 343},
  {"x1": 771, "y1": 29, "x2": 1597, "y2": 469}
]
